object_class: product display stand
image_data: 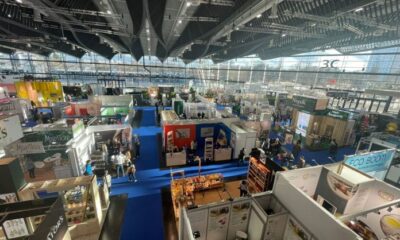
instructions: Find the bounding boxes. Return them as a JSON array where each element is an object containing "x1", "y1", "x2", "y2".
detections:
[
  {"x1": 170, "y1": 173, "x2": 224, "y2": 221},
  {"x1": 204, "y1": 137, "x2": 214, "y2": 161},
  {"x1": 247, "y1": 157, "x2": 272, "y2": 193},
  {"x1": 18, "y1": 176, "x2": 107, "y2": 239}
]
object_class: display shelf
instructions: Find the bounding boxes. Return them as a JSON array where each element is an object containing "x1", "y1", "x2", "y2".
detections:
[
  {"x1": 247, "y1": 157, "x2": 272, "y2": 193},
  {"x1": 204, "y1": 137, "x2": 214, "y2": 161}
]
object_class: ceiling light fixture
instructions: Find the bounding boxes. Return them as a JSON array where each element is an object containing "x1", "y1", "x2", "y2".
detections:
[
  {"x1": 178, "y1": 20, "x2": 182, "y2": 24},
  {"x1": 354, "y1": 7, "x2": 363, "y2": 12},
  {"x1": 147, "y1": 38, "x2": 150, "y2": 41},
  {"x1": 311, "y1": 23, "x2": 316, "y2": 27},
  {"x1": 235, "y1": 27, "x2": 239, "y2": 30},
  {"x1": 107, "y1": 10, "x2": 112, "y2": 14},
  {"x1": 257, "y1": 14, "x2": 262, "y2": 18},
  {"x1": 146, "y1": 29, "x2": 150, "y2": 33},
  {"x1": 7, "y1": 14, "x2": 11, "y2": 18},
  {"x1": 186, "y1": 2, "x2": 191, "y2": 7},
  {"x1": 27, "y1": 43, "x2": 31, "y2": 48},
  {"x1": 281, "y1": 33, "x2": 286, "y2": 37},
  {"x1": 16, "y1": 0, "x2": 22, "y2": 3}
]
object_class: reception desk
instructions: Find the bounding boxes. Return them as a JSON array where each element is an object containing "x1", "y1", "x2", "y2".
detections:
[
  {"x1": 166, "y1": 151, "x2": 187, "y2": 166},
  {"x1": 214, "y1": 148, "x2": 232, "y2": 161}
]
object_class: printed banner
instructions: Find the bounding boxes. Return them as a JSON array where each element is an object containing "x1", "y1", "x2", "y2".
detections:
[{"x1": 345, "y1": 149, "x2": 395, "y2": 173}]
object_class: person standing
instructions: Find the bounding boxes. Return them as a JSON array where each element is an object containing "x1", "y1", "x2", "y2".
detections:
[
  {"x1": 329, "y1": 139, "x2": 338, "y2": 161},
  {"x1": 135, "y1": 137, "x2": 141, "y2": 158},
  {"x1": 127, "y1": 163, "x2": 137, "y2": 182},
  {"x1": 291, "y1": 140, "x2": 302, "y2": 161},
  {"x1": 104, "y1": 170, "x2": 112, "y2": 193},
  {"x1": 297, "y1": 156, "x2": 306, "y2": 168},
  {"x1": 27, "y1": 159, "x2": 35, "y2": 178},
  {"x1": 238, "y1": 148, "x2": 245, "y2": 166},
  {"x1": 239, "y1": 180, "x2": 248, "y2": 197},
  {"x1": 115, "y1": 152, "x2": 125, "y2": 178},
  {"x1": 84, "y1": 160, "x2": 93, "y2": 176}
]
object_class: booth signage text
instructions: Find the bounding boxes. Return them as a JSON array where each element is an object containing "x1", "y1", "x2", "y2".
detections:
[
  {"x1": 6, "y1": 141, "x2": 45, "y2": 155},
  {"x1": 326, "y1": 109, "x2": 350, "y2": 120},
  {"x1": 345, "y1": 149, "x2": 395, "y2": 173},
  {"x1": 291, "y1": 96, "x2": 317, "y2": 113},
  {"x1": 0, "y1": 115, "x2": 23, "y2": 149}
]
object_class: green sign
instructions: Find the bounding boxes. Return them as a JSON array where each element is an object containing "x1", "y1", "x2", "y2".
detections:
[
  {"x1": 291, "y1": 96, "x2": 317, "y2": 113},
  {"x1": 326, "y1": 109, "x2": 350, "y2": 120},
  {"x1": 72, "y1": 121, "x2": 84, "y2": 137}
]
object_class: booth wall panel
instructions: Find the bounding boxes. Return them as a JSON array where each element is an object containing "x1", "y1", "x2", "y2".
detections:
[
  {"x1": 164, "y1": 124, "x2": 196, "y2": 148},
  {"x1": 273, "y1": 173, "x2": 361, "y2": 240}
]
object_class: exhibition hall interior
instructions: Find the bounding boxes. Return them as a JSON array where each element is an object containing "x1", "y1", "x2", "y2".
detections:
[{"x1": 1, "y1": 0, "x2": 400, "y2": 239}]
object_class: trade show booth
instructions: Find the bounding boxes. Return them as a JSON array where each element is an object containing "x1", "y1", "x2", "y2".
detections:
[
  {"x1": 0, "y1": 98, "x2": 31, "y2": 122},
  {"x1": 161, "y1": 112, "x2": 240, "y2": 167},
  {"x1": 18, "y1": 175, "x2": 107, "y2": 239}
]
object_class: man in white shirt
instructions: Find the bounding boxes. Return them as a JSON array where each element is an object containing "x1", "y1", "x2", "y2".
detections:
[{"x1": 115, "y1": 152, "x2": 126, "y2": 178}]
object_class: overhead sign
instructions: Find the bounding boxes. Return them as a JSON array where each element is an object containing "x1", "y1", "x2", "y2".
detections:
[
  {"x1": 326, "y1": 109, "x2": 351, "y2": 120},
  {"x1": 327, "y1": 91, "x2": 349, "y2": 98},
  {"x1": 291, "y1": 95, "x2": 317, "y2": 113},
  {"x1": 0, "y1": 115, "x2": 23, "y2": 149},
  {"x1": 345, "y1": 149, "x2": 395, "y2": 173},
  {"x1": 6, "y1": 141, "x2": 45, "y2": 155}
]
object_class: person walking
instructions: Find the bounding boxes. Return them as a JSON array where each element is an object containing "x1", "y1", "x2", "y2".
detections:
[
  {"x1": 291, "y1": 140, "x2": 302, "y2": 161},
  {"x1": 329, "y1": 139, "x2": 338, "y2": 161},
  {"x1": 297, "y1": 156, "x2": 306, "y2": 168},
  {"x1": 127, "y1": 163, "x2": 137, "y2": 182},
  {"x1": 84, "y1": 160, "x2": 93, "y2": 176},
  {"x1": 134, "y1": 136, "x2": 141, "y2": 158},
  {"x1": 115, "y1": 152, "x2": 125, "y2": 178},
  {"x1": 27, "y1": 159, "x2": 35, "y2": 178},
  {"x1": 239, "y1": 180, "x2": 248, "y2": 197},
  {"x1": 238, "y1": 148, "x2": 245, "y2": 166}
]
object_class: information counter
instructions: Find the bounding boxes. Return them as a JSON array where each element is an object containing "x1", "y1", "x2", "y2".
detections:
[
  {"x1": 166, "y1": 151, "x2": 187, "y2": 167},
  {"x1": 214, "y1": 148, "x2": 232, "y2": 161}
]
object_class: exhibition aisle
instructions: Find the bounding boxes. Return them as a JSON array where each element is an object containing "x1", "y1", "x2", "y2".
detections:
[{"x1": 112, "y1": 107, "x2": 355, "y2": 240}]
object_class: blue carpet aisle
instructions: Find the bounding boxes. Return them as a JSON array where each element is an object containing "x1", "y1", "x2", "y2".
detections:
[{"x1": 111, "y1": 107, "x2": 356, "y2": 240}]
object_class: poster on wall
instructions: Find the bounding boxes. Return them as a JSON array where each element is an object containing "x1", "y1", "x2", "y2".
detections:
[
  {"x1": 188, "y1": 209, "x2": 208, "y2": 240},
  {"x1": 346, "y1": 204, "x2": 400, "y2": 240},
  {"x1": 200, "y1": 127, "x2": 214, "y2": 138},
  {"x1": 176, "y1": 128, "x2": 190, "y2": 139},
  {"x1": 0, "y1": 193, "x2": 18, "y2": 204},
  {"x1": 314, "y1": 168, "x2": 357, "y2": 214},
  {"x1": 2, "y1": 218, "x2": 29, "y2": 239},
  {"x1": 295, "y1": 112, "x2": 311, "y2": 137},
  {"x1": 227, "y1": 200, "x2": 251, "y2": 240},
  {"x1": 283, "y1": 216, "x2": 312, "y2": 240},
  {"x1": 207, "y1": 204, "x2": 231, "y2": 239},
  {"x1": 0, "y1": 115, "x2": 23, "y2": 149}
]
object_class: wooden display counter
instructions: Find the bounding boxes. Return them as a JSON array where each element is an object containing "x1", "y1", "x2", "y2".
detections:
[
  {"x1": 171, "y1": 173, "x2": 224, "y2": 220},
  {"x1": 247, "y1": 157, "x2": 284, "y2": 193},
  {"x1": 166, "y1": 151, "x2": 187, "y2": 167},
  {"x1": 214, "y1": 147, "x2": 232, "y2": 161},
  {"x1": 18, "y1": 176, "x2": 108, "y2": 240}
]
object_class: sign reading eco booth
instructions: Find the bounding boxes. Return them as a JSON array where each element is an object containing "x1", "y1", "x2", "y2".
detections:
[{"x1": 344, "y1": 149, "x2": 395, "y2": 179}]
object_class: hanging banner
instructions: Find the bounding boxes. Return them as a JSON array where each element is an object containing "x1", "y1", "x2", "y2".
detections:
[
  {"x1": 0, "y1": 115, "x2": 23, "y2": 149},
  {"x1": 344, "y1": 149, "x2": 395, "y2": 173},
  {"x1": 291, "y1": 96, "x2": 317, "y2": 113}
]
